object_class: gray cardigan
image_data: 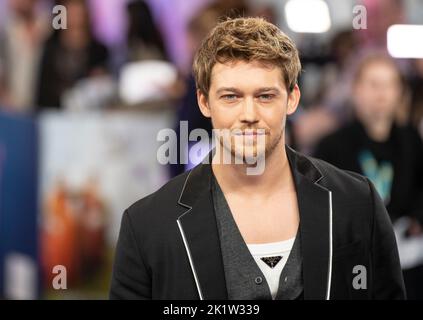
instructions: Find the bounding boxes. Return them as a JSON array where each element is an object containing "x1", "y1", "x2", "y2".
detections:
[{"x1": 211, "y1": 175, "x2": 303, "y2": 300}]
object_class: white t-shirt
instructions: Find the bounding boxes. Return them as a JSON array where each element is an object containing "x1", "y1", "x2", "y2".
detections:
[{"x1": 247, "y1": 237, "x2": 295, "y2": 299}]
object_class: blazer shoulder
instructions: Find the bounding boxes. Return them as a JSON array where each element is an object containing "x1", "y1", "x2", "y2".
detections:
[
  {"x1": 309, "y1": 155, "x2": 372, "y2": 205},
  {"x1": 125, "y1": 170, "x2": 191, "y2": 220}
]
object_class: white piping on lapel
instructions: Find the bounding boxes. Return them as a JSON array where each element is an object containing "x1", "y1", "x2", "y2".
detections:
[
  {"x1": 176, "y1": 170, "x2": 204, "y2": 300},
  {"x1": 176, "y1": 219, "x2": 204, "y2": 300},
  {"x1": 310, "y1": 157, "x2": 333, "y2": 300}
]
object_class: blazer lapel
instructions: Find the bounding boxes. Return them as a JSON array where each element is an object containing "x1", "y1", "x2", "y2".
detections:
[
  {"x1": 287, "y1": 147, "x2": 333, "y2": 300},
  {"x1": 176, "y1": 163, "x2": 228, "y2": 300}
]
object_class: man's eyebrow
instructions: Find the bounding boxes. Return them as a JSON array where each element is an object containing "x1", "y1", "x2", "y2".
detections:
[
  {"x1": 215, "y1": 87, "x2": 281, "y2": 94},
  {"x1": 215, "y1": 87, "x2": 241, "y2": 94},
  {"x1": 255, "y1": 87, "x2": 280, "y2": 93}
]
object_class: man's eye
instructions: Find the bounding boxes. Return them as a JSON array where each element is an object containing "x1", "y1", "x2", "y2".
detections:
[
  {"x1": 258, "y1": 94, "x2": 274, "y2": 101},
  {"x1": 221, "y1": 95, "x2": 237, "y2": 101}
]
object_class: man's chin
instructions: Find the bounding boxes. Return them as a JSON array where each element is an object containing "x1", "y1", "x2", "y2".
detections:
[{"x1": 232, "y1": 146, "x2": 266, "y2": 163}]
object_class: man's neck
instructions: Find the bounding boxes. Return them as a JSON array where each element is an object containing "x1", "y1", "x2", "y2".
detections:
[{"x1": 211, "y1": 141, "x2": 294, "y2": 197}]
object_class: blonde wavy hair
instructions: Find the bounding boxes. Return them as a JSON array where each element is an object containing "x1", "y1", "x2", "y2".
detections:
[{"x1": 193, "y1": 17, "x2": 302, "y2": 97}]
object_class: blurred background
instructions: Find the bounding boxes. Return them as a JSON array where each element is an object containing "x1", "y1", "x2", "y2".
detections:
[{"x1": 1, "y1": 0, "x2": 423, "y2": 299}]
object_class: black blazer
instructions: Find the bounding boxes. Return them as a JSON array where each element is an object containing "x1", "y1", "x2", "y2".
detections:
[{"x1": 110, "y1": 147, "x2": 405, "y2": 300}]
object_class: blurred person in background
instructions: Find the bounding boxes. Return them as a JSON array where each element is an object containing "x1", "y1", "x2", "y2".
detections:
[
  {"x1": 123, "y1": 0, "x2": 186, "y2": 103},
  {"x1": 292, "y1": 0, "x2": 406, "y2": 155},
  {"x1": 291, "y1": 29, "x2": 359, "y2": 155},
  {"x1": 358, "y1": 0, "x2": 405, "y2": 49},
  {"x1": 125, "y1": 0, "x2": 169, "y2": 63},
  {"x1": 36, "y1": 0, "x2": 110, "y2": 109},
  {"x1": 409, "y1": 59, "x2": 423, "y2": 139},
  {"x1": 0, "y1": 0, "x2": 50, "y2": 112},
  {"x1": 314, "y1": 54, "x2": 423, "y2": 299},
  {"x1": 320, "y1": 30, "x2": 358, "y2": 120}
]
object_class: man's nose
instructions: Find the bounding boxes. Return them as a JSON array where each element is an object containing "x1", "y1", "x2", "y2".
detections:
[{"x1": 240, "y1": 97, "x2": 259, "y2": 124}]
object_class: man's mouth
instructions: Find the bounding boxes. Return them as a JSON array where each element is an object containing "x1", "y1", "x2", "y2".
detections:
[{"x1": 232, "y1": 129, "x2": 268, "y2": 136}]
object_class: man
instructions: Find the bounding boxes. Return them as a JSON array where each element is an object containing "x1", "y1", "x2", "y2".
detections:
[
  {"x1": 110, "y1": 17, "x2": 405, "y2": 300},
  {"x1": 314, "y1": 53, "x2": 423, "y2": 299}
]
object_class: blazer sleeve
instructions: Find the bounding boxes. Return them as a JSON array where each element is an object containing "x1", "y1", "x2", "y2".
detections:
[
  {"x1": 109, "y1": 210, "x2": 152, "y2": 299},
  {"x1": 368, "y1": 178, "x2": 406, "y2": 300}
]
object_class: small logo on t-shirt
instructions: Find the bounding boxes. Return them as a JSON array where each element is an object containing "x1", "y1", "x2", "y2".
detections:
[{"x1": 261, "y1": 256, "x2": 283, "y2": 268}]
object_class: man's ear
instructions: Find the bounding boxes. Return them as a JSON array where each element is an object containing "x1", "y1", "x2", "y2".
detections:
[
  {"x1": 197, "y1": 89, "x2": 211, "y2": 118},
  {"x1": 287, "y1": 84, "x2": 301, "y2": 115}
]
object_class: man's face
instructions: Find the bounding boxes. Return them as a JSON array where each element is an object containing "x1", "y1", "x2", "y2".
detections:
[
  {"x1": 353, "y1": 61, "x2": 402, "y2": 124},
  {"x1": 197, "y1": 60, "x2": 299, "y2": 162}
]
